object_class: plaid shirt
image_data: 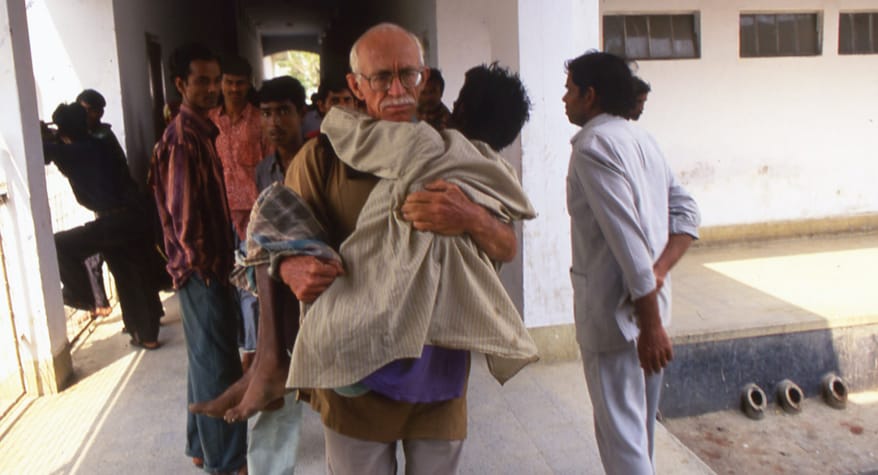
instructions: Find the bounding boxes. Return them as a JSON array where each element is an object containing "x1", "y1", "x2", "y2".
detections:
[{"x1": 149, "y1": 104, "x2": 234, "y2": 289}]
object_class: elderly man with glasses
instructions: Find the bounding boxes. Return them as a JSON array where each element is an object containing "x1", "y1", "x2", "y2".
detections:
[{"x1": 270, "y1": 23, "x2": 519, "y2": 473}]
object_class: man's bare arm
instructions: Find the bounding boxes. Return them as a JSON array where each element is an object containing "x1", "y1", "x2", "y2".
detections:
[
  {"x1": 633, "y1": 290, "x2": 673, "y2": 374},
  {"x1": 400, "y1": 179, "x2": 517, "y2": 262},
  {"x1": 653, "y1": 233, "x2": 694, "y2": 290}
]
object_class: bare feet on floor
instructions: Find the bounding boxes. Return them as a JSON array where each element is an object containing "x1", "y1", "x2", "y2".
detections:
[{"x1": 189, "y1": 369, "x2": 253, "y2": 418}]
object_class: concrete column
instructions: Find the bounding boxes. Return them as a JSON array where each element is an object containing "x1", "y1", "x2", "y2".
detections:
[
  {"x1": 516, "y1": 0, "x2": 599, "y2": 358},
  {"x1": 0, "y1": 0, "x2": 72, "y2": 395}
]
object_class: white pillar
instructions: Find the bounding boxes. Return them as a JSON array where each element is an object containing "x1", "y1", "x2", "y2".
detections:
[
  {"x1": 518, "y1": 0, "x2": 600, "y2": 329},
  {"x1": 0, "y1": 0, "x2": 72, "y2": 395}
]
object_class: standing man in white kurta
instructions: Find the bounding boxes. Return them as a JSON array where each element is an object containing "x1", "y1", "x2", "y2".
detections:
[{"x1": 563, "y1": 51, "x2": 700, "y2": 474}]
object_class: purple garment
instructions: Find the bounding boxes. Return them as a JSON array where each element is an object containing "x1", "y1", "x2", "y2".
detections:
[{"x1": 361, "y1": 346, "x2": 468, "y2": 403}]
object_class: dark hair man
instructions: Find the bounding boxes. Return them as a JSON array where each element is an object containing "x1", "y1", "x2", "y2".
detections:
[
  {"x1": 316, "y1": 76, "x2": 355, "y2": 117},
  {"x1": 628, "y1": 76, "x2": 651, "y2": 121},
  {"x1": 563, "y1": 51, "x2": 700, "y2": 474},
  {"x1": 450, "y1": 62, "x2": 531, "y2": 150},
  {"x1": 209, "y1": 55, "x2": 268, "y2": 376},
  {"x1": 301, "y1": 76, "x2": 355, "y2": 139},
  {"x1": 148, "y1": 42, "x2": 247, "y2": 475},
  {"x1": 210, "y1": 55, "x2": 267, "y2": 241},
  {"x1": 190, "y1": 74, "x2": 308, "y2": 475},
  {"x1": 73, "y1": 88, "x2": 134, "y2": 317},
  {"x1": 43, "y1": 103, "x2": 162, "y2": 350},
  {"x1": 418, "y1": 67, "x2": 451, "y2": 130},
  {"x1": 274, "y1": 23, "x2": 519, "y2": 473}
]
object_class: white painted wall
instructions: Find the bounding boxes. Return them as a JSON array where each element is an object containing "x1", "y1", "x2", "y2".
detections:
[
  {"x1": 1, "y1": 0, "x2": 69, "y2": 387},
  {"x1": 27, "y1": 0, "x2": 123, "y2": 232},
  {"x1": 112, "y1": 0, "x2": 232, "y2": 185},
  {"x1": 517, "y1": 0, "x2": 601, "y2": 328},
  {"x1": 604, "y1": 0, "x2": 878, "y2": 226}
]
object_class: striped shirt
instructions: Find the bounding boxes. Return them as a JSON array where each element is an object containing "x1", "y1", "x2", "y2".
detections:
[
  {"x1": 149, "y1": 104, "x2": 235, "y2": 289},
  {"x1": 287, "y1": 108, "x2": 539, "y2": 389}
]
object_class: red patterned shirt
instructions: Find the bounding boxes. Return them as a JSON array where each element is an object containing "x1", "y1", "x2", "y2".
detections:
[{"x1": 209, "y1": 103, "x2": 267, "y2": 223}]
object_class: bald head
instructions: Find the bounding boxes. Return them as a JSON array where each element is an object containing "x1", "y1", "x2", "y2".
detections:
[
  {"x1": 346, "y1": 23, "x2": 429, "y2": 122},
  {"x1": 349, "y1": 23, "x2": 424, "y2": 74}
]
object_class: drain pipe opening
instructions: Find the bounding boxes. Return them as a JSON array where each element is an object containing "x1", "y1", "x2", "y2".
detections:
[
  {"x1": 741, "y1": 383, "x2": 767, "y2": 420},
  {"x1": 776, "y1": 379, "x2": 804, "y2": 414},
  {"x1": 821, "y1": 373, "x2": 849, "y2": 409}
]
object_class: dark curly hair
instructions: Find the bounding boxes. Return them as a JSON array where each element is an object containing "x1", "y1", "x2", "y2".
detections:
[{"x1": 450, "y1": 62, "x2": 531, "y2": 151}]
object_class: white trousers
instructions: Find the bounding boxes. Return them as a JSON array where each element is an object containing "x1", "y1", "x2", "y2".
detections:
[
  {"x1": 323, "y1": 426, "x2": 463, "y2": 475},
  {"x1": 580, "y1": 343, "x2": 663, "y2": 475},
  {"x1": 247, "y1": 392, "x2": 303, "y2": 475}
]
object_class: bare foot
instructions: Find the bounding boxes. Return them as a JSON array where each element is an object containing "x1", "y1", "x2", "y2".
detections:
[
  {"x1": 189, "y1": 369, "x2": 253, "y2": 418},
  {"x1": 223, "y1": 364, "x2": 288, "y2": 422},
  {"x1": 221, "y1": 264, "x2": 298, "y2": 423}
]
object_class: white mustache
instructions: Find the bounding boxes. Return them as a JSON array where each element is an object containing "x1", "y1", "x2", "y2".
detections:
[{"x1": 380, "y1": 96, "x2": 416, "y2": 111}]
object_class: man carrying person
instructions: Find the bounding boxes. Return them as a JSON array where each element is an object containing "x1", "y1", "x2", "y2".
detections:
[
  {"x1": 563, "y1": 51, "x2": 700, "y2": 474},
  {"x1": 278, "y1": 23, "x2": 520, "y2": 473},
  {"x1": 149, "y1": 42, "x2": 246, "y2": 475}
]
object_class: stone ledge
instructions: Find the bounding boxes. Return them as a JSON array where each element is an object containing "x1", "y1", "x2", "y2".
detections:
[{"x1": 696, "y1": 213, "x2": 878, "y2": 246}]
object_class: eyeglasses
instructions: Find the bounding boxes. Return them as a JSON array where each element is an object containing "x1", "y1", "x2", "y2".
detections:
[{"x1": 356, "y1": 68, "x2": 424, "y2": 92}]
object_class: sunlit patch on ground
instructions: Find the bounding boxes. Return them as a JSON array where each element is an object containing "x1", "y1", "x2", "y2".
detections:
[{"x1": 704, "y1": 248, "x2": 878, "y2": 321}]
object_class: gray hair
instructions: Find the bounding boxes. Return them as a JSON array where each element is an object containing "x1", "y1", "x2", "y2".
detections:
[{"x1": 349, "y1": 23, "x2": 425, "y2": 74}]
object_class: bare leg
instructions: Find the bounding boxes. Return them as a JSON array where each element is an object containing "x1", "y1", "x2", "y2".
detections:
[{"x1": 224, "y1": 264, "x2": 300, "y2": 423}]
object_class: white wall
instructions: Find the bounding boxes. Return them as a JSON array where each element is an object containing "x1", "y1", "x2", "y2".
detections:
[
  {"x1": 435, "y1": 0, "x2": 601, "y2": 328},
  {"x1": 436, "y1": 0, "x2": 521, "y2": 107},
  {"x1": 1, "y1": 0, "x2": 69, "y2": 389},
  {"x1": 604, "y1": 0, "x2": 878, "y2": 226},
  {"x1": 517, "y1": 0, "x2": 600, "y2": 328},
  {"x1": 112, "y1": 0, "x2": 233, "y2": 185}
]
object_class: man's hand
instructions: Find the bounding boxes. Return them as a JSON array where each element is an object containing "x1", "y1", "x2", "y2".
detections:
[
  {"x1": 400, "y1": 179, "x2": 475, "y2": 235},
  {"x1": 633, "y1": 290, "x2": 673, "y2": 374},
  {"x1": 400, "y1": 179, "x2": 517, "y2": 262},
  {"x1": 277, "y1": 255, "x2": 344, "y2": 303},
  {"x1": 653, "y1": 265, "x2": 667, "y2": 291},
  {"x1": 637, "y1": 323, "x2": 673, "y2": 375}
]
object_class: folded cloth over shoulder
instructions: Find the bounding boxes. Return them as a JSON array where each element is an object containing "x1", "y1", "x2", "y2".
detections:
[
  {"x1": 229, "y1": 182, "x2": 341, "y2": 293},
  {"x1": 286, "y1": 108, "x2": 540, "y2": 390}
]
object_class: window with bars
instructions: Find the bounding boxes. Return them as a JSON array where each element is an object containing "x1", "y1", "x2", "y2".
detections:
[
  {"x1": 839, "y1": 12, "x2": 878, "y2": 54},
  {"x1": 740, "y1": 13, "x2": 821, "y2": 57},
  {"x1": 603, "y1": 14, "x2": 700, "y2": 60}
]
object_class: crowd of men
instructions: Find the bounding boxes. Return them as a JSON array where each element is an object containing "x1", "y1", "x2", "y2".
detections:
[{"x1": 42, "y1": 20, "x2": 698, "y2": 475}]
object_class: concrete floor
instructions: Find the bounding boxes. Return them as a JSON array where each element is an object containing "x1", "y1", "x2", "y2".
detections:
[
  {"x1": 1, "y1": 231, "x2": 876, "y2": 474},
  {"x1": 0, "y1": 294, "x2": 711, "y2": 474}
]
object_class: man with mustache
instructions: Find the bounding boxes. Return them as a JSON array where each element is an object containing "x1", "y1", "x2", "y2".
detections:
[
  {"x1": 149, "y1": 42, "x2": 247, "y2": 475},
  {"x1": 279, "y1": 23, "x2": 518, "y2": 473}
]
